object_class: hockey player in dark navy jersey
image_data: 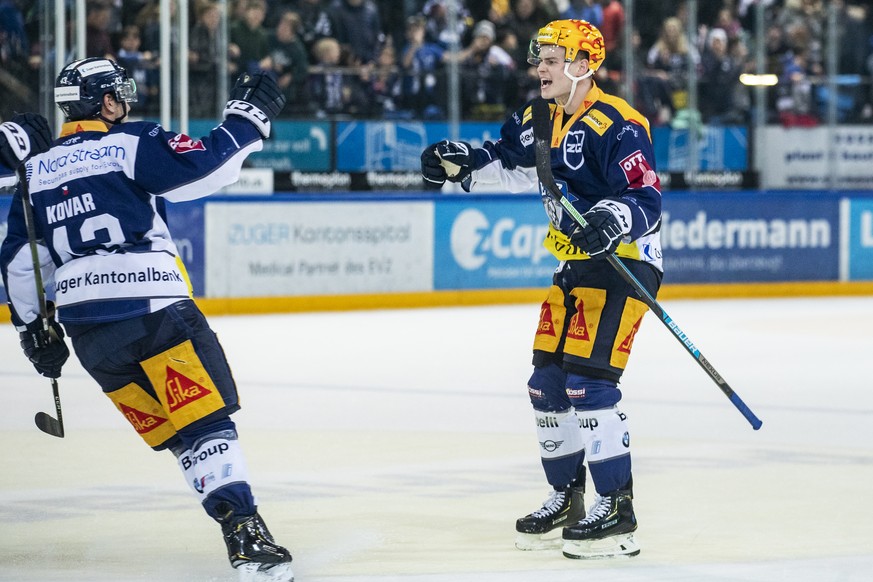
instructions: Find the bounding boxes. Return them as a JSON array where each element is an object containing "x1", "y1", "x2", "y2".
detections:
[
  {"x1": 0, "y1": 58, "x2": 293, "y2": 580},
  {"x1": 421, "y1": 20, "x2": 662, "y2": 559}
]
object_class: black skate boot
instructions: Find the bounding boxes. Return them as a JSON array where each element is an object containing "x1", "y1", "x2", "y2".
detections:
[
  {"x1": 515, "y1": 485, "x2": 586, "y2": 550},
  {"x1": 562, "y1": 488, "x2": 639, "y2": 559},
  {"x1": 219, "y1": 507, "x2": 294, "y2": 581}
]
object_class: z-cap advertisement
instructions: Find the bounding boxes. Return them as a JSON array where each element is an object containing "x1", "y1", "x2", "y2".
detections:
[
  {"x1": 434, "y1": 197, "x2": 555, "y2": 289},
  {"x1": 203, "y1": 201, "x2": 434, "y2": 296}
]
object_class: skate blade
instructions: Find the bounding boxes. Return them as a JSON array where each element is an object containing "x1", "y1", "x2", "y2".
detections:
[
  {"x1": 237, "y1": 562, "x2": 294, "y2": 582},
  {"x1": 562, "y1": 533, "x2": 640, "y2": 559},
  {"x1": 515, "y1": 531, "x2": 564, "y2": 551}
]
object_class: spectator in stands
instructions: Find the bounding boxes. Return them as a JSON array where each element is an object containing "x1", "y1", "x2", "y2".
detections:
[
  {"x1": 776, "y1": 47, "x2": 819, "y2": 126},
  {"x1": 374, "y1": 0, "x2": 406, "y2": 58},
  {"x1": 632, "y1": 27, "x2": 675, "y2": 126},
  {"x1": 599, "y1": 0, "x2": 625, "y2": 54},
  {"x1": 598, "y1": 0, "x2": 625, "y2": 72},
  {"x1": 270, "y1": 10, "x2": 310, "y2": 114},
  {"x1": 189, "y1": 0, "x2": 222, "y2": 118},
  {"x1": 136, "y1": 0, "x2": 177, "y2": 58},
  {"x1": 0, "y1": 0, "x2": 37, "y2": 119},
  {"x1": 456, "y1": 19, "x2": 514, "y2": 119},
  {"x1": 646, "y1": 15, "x2": 698, "y2": 122},
  {"x1": 288, "y1": 0, "x2": 333, "y2": 59},
  {"x1": 365, "y1": 40, "x2": 406, "y2": 117},
  {"x1": 698, "y1": 27, "x2": 743, "y2": 124},
  {"x1": 115, "y1": 25, "x2": 156, "y2": 114},
  {"x1": 562, "y1": 0, "x2": 602, "y2": 27},
  {"x1": 504, "y1": 0, "x2": 559, "y2": 64},
  {"x1": 400, "y1": 14, "x2": 447, "y2": 119},
  {"x1": 230, "y1": 0, "x2": 272, "y2": 74},
  {"x1": 86, "y1": 1, "x2": 115, "y2": 59},
  {"x1": 308, "y1": 36, "x2": 371, "y2": 116},
  {"x1": 0, "y1": 0, "x2": 29, "y2": 68},
  {"x1": 328, "y1": 0, "x2": 385, "y2": 65},
  {"x1": 713, "y1": 5, "x2": 745, "y2": 44},
  {"x1": 423, "y1": 0, "x2": 472, "y2": 48},
  {"x1": 467, "y1": 0, "x2": 512, "y2": 27}
]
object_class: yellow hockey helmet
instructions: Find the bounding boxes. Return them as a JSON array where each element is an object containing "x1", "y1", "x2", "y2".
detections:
[{"x1": 528, "y1": 19, "x2": 605, "y2": 72}]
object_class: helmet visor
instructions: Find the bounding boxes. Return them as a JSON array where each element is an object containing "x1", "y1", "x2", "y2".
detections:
[
  {"x1": 527, "y1": 41, "x2": 567, "y2": 66},
  {"x1": 114, "y1": 76, "x2": 138, "y2": 103}
]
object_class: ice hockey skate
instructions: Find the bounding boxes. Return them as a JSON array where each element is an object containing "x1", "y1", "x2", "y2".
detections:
[
  {"x1": 561, "y1": 488, "x2": 640, "y2": 559},
  {"x1": 221, "y1": 510, "x2": 294, "y2": 581},
  {"x1": 515, "y1": 485, "x2": 585, "y2": 550}
]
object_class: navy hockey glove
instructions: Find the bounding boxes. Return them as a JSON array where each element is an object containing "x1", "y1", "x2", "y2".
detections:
[
  {"x1": 224, "y1": 72, "x2": 287, "y2": 139},
  {"x1": 434, "y1": 140, "x2": 474, "y2": 184},
  {"x1": 569, "y1": 198, "x2": 632, "y2": 260},
  {"x1": 420, "y1": 145, "x2": 447, "y2": 189},
  {"x1": 20, "y1": 305, "x2": 70, "y2": 379},
  {"x1": 0, "y1": 113, "x2": 52, "y2": 169}
]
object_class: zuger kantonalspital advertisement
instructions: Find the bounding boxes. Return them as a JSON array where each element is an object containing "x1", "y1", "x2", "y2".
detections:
[{"x1": 202, "y1": 200, "x2": 433, "y2": 297}]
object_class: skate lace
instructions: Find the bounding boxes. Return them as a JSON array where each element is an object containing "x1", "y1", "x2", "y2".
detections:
[
  {"x1": 579, "y1": 494, "x2": 611, "y2": 524},
  {"x1": 531, "y1": 489, "x2": 566, "y2": 518}
]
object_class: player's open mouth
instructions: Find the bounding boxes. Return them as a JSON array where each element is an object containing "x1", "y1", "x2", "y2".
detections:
[{"x1": 540, "y1": 79, "x2": 552, "y2": 88}]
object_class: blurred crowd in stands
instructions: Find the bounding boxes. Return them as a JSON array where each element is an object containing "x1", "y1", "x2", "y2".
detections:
[{"x1": 2, "y1": 0, "x2": 873, "y2": 127}]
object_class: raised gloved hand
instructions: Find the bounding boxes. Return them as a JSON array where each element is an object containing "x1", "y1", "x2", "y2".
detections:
[
  {"x1": 569, "y1": 198, "x2": 632, "y2": 259},
  {"x1": 224, "y1": 72, "x2": 287, "y2": 139},
  {"x1": 421, "y1": 140, "x2": 474, "y2": 190},
  {"x1": 20, "y1": 305, "x2": 70, "y2": 379},
  {"x1": 0, "y1": 113, "x2": 53, "y2": 169},
  {"x1": 420, "y1": 145, "x2": 448, "y2": 189}
]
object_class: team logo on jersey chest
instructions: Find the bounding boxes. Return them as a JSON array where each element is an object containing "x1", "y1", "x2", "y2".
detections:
[{"x1": 563, "y1": 130, "x2": 585, "y2": 170}]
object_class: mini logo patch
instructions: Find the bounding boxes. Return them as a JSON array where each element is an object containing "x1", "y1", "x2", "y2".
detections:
[
  {"x1": 168, "y1": 134, "x2": 206, "y2": 154},
  {"x1": 582, "y1": 109, "x2": 613, "y2": 135},
  {"x1": 619, "y1": 150, "x2": 658, "y2": 190},
  {"x1": 119, "y1": 403, "x2": 168, "y2": 434},
  {"x1": 566, "y1": 305, "x2": 589, "y2": 341},
  {"x1": 617, "y1": 317, "x2": 643, "y2": 353},
  {"x1": 165, "y1": 367, "x2": 212, "y2": 412},
  {"x1": 536, "y1": 302, "x2": 556, "y2": 336}
]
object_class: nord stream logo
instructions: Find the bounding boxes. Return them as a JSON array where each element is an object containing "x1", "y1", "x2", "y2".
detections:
[{"x1": 450, "y1": 209, "x2": 551, "y2": 270}]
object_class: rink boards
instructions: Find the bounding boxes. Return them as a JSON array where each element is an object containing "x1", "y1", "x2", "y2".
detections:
[{"x1": 2, "y1": 190, "x2": 873, "y2": 316}]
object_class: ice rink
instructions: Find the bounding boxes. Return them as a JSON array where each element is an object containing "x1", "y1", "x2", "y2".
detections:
[{"x1": 1, "y1": 295, "x2": 872, "y2": 582}]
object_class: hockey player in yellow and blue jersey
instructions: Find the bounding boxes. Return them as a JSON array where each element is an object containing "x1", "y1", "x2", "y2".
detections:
[
  {"x1": 421, "y1": 20, "x2": 662, "y2": 559},
  {"x1": 0, "y1": 57, "x2": 293, "y2": 580}
]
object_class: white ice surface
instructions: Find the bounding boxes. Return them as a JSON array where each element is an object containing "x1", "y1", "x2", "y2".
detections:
[{"x1": 1, "y1": 296, "x2": 872, "y2": 581}]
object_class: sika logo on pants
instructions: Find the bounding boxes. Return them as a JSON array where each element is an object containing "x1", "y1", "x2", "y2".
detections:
[{"x1": 140, "y1": 340, "x2": 226, "y2": 430}]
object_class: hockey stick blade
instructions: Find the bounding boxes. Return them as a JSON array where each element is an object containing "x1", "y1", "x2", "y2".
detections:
[
  {"x1": 34, "y1": 377, "x2": 64, "y2": 439},
  {"x1": 530, "y1": 97, "x2": 762, "y2": 430},
  {"x1": 34, "y1": 378, "x2": 64, "y2": 438},
  {"x1": 35, "y1": 411, "x2": 64, "y2": 438}
]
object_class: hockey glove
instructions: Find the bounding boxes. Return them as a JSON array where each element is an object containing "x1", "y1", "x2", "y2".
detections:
[
  {"x1": 20, "y1": 305, "x2": 70, "y2": 379},
  {"x1": 434, "y1": 140, "x2": 474, "y2": 183},
  {"x1": 420, "y1": 145, "x2": 448, "y2": 189},
  {"x1": 569, "y1": 198, "x2": 632, "y2": 260},
  {"x1": 0, "y1": 113, "x2": 52, "y2": 169},
  {"x1": 224, "y1": 72, "x2": 287, "y2": 139}
]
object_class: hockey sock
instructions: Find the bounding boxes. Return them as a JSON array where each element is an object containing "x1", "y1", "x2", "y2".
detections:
[
  {"x1": 574, "y1": 407, "x2": 632, "y2": 494},
  {"x1": 177, "y1": 430, "x2": 256, "y2": 519},
  {"x1": 534, "y1": 408, "x2": 586, "y2": 487}
]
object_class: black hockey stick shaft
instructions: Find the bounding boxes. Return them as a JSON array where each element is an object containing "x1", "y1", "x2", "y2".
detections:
[
  {"x1": 530, "y1": 98, "x2": 762, "y2": 430},
  {"x1": 17, "y1": 165, "x2": 65, "y2": 438}
]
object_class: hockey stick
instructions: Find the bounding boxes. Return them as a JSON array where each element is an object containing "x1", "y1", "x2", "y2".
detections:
[
  {"x1": 530, "y1": 97, "x2": 762, "y2": 430},
  {"x1": 17, "y1": 165, "x2": 65, "y2": 438}
]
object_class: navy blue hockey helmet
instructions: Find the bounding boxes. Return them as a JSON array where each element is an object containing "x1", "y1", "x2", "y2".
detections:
[{"x1": 54, "y1": 58, "x2": 138, "y2": 121}]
